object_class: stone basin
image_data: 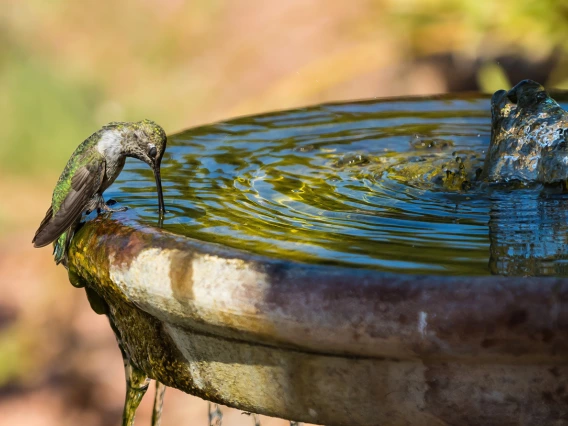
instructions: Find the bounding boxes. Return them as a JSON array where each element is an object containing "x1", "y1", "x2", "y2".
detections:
[{"x1": 68, "y1": 93, "x2": 568, "y2": 426}]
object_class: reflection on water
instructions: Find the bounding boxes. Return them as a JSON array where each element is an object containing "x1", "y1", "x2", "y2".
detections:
[
  {"x1": 489, "y1": 186, "x2": 568, "y2": 276},
  {"x1": 106, "y1": 94, "x2": 568, "y2": 277}
]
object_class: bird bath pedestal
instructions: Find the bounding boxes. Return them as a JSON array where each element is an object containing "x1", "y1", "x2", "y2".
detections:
[{"x1": 68, "y1": 94, "x2": 568, "y2": 426}]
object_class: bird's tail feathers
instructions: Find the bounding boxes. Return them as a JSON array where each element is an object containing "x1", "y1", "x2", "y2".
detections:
[{"x1": 53, "y1": 230, "x2": 73, "y2": 267}]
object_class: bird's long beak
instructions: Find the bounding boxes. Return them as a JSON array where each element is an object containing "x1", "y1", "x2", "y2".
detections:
[{"x1": 153, "y1": 166, "x2": 165, "y2": 219}]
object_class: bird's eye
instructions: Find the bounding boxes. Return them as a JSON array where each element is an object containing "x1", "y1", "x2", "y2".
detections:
[{"x1": 148, "y1": 146, "x2": 158, "y2": 158}]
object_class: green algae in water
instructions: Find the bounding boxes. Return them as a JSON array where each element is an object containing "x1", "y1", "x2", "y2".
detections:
[{"x1": 107, "y1": 94, "x2": 568, "y2": 277}]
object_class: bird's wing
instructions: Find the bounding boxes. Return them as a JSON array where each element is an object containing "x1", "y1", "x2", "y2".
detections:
[
  {"x1": 35, "y1": 205, "x2": 54, "y2": 234},
  {"x1": 33, "y1": 157, "x2": 106, "y2": 248}
]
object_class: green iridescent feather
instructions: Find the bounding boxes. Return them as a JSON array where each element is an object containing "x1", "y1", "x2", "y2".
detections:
[{"x1": 50, "y1": 131, "x2": 106, "y2": 264}]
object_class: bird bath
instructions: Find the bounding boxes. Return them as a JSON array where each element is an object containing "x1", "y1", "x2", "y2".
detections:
[{"x1": 68, "y1": 93, "x2": 568, "y2": 426}]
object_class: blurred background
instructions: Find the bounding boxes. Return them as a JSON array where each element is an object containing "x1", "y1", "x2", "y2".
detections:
[{"x1": 0, "y1": 1, "x2": 567, "y2": 425}]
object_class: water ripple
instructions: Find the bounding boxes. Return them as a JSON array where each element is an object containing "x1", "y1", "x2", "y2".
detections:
[{"x1": 107, "y1": 95, "x2": 568, "y2": 276}]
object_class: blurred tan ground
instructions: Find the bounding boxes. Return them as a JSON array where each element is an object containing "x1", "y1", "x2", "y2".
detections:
[{"x1": 0, "y1": 1, "x2": 567, "y2": 425}]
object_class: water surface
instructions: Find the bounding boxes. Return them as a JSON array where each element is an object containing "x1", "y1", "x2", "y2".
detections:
[{"x1": 108, "y1": 94, "x2": 568, "y2": 276}]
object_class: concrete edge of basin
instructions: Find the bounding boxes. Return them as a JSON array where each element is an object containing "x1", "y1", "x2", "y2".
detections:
[{"x1": 69, "y1": 215, "x2": 568, "y2": 362}]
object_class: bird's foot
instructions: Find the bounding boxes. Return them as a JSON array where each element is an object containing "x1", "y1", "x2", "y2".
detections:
[
  {"x1": 97, "y1": 201, "x2": 128, "y2": 214},
  {"x1": 98, "y1": 205, "x2": 128, "y2": 214},
  {"x1": 105, "y1": 199, "x2": 127, "y2": 212}
]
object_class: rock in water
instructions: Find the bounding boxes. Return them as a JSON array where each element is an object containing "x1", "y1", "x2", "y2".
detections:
[{"x1": 482, "y1": 79, "x2": 568, "y2": 184}]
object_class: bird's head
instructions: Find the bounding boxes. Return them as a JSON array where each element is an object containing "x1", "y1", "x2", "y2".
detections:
[
  {"x1": 115, "y1": 119, "x2": 167, "y2": 217},
  {"x1": 121, "y1": 119, "x2": 167, "y2": 169}
]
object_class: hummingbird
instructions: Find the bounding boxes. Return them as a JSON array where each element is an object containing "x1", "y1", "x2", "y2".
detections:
[{"x1": 32, "y1": 119, "x2": 167, "y2": 265}]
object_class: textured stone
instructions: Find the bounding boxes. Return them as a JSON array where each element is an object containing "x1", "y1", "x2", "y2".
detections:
[{"x1": 482, "y1": 80, "x2": 568, "y2": 184}]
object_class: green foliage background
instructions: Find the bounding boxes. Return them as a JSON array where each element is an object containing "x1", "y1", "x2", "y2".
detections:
[{"x1": 1, "y1": 0, "x2": 567, "y2": 177}]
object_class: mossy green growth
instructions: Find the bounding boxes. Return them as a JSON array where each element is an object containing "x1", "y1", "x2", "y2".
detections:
[
  {"x1": 351, "y1": 149, "x2": 482, "y2": 191},
  {"x1": 67, "y1": 220, "x2": 220, "y2": 402}
]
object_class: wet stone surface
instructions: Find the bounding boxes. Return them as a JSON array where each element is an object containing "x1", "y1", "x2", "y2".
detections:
[{"x1": 482, "y1": 80, "x2": 568, "y2": 184}]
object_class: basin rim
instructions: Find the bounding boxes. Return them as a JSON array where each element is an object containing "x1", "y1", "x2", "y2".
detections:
[{"x1": 70, "y1": 215, "x2": 568, "y2": 361}]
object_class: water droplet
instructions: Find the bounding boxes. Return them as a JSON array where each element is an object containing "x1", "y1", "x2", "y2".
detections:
[
  {"x1": 209, "y1": 402, "x2": 223, "y2": 426},
  {"x1": 121, "y1": 360, "x2": 151, "y2": 426},
  {"x1": 152, "y1": 381, "x2": 167, "y2": 426}
]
